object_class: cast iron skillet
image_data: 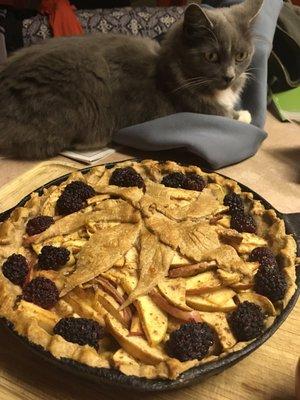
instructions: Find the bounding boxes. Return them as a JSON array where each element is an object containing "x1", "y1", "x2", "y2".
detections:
[{"x1": 0, "y1": 160, "x2": 299, "y2": 392}]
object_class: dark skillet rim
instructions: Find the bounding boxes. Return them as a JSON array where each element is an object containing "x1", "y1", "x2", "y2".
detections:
[{"x1": 0, "y1": 158, "x2": 299, "y2": 392}]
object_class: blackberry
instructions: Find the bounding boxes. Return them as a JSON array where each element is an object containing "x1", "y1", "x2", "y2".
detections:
[
  {"x1": 223, "y1": 192, "x2": 244, "y2": 215},
  {"x1": 109, "y1": 167, "x2": 144, "y2": 188},
  {"x1": 183, "y1": 173, "x2": 206, "y2": 191},
  {"x1": 228, "y1": 301, "x2": 265, "y2": 341},
  {"x1": 249, "y1": 247, "x2": 277, "y2": 267},
  {"x1": 26, "y1": 216, "x2": 54, "y2": 236},
  {"x1": 230, "y1": 212, "x2": 256, "y2": 233},
  {"x1": 161, "y1": 172, "x2": 186, "y2": 189},
  {"x1": 166, "y1": 322, "x2": 214, "y2": 361},
  {"x1": 63, "y1": 181, "x2": 95, "y2": 201},
  {"x1": 38, "y1": 246, "x2": 70, "y2": 270},
  {"x1": 53, "y1": 317, "x2": 104, "y2": 348},
  {"x1": 162, "y1": 172, "x2": 206, "y2": 191},
  {"x1": 23, "y1": 277, "x2": 59, "y2": 309},
  {"x1": 2, "y1": 254, "x2": 29, "y2": 286},
  {"x1": 56, "y1": 181, "x2": 95, "y2": 215},
  {"x1": 56, "y1": 190, "x2": 83, "y2": 215},
  {"x1": 254, "y1": 264, "x2": 287, "y2": 302}
]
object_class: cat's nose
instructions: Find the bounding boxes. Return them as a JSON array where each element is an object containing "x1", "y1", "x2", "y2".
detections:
[{"x1": 223, "y1": 74, "x2": 235, "y2": 84}]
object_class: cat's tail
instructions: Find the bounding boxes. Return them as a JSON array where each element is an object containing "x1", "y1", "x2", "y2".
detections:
[{"x1": 0, "y1": 118, "x2": 66, "y2": 159}]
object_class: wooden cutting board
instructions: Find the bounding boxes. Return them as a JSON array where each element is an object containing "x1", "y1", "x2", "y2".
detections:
[
  {"x1": 0, "y1": 159, "x2": 82, "y2": 213},
  {"x1": 0, "y1": 158, "x2": 299, "y2": 400}
]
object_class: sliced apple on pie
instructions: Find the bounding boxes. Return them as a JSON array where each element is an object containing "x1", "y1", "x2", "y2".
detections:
[
  {"x1": 105, "y1": 313, "x2": 166, "y2": 365},
  {"x1": 158, "y1": 278, "x2": 191, "y2": 311},
  {"x1": 121, "y1": 275, "x2": 168, "y2": 346},
  {"x1": 185, "y1": 271, "x2": 223, "y2": 295},
  {"x1": 236, "y1": 292, "x2": 276, "y2": 316},
  {"x1": 186, "y1": 288, "x2": 236, "y2": 312}
]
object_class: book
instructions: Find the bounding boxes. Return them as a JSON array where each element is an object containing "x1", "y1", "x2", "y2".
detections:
[
  {"x1": 271, "y1": 87, "x2": 300, "y2": 123},
  {"x1": 61, "y1": 146, "x2": 117, "y2": 164}
]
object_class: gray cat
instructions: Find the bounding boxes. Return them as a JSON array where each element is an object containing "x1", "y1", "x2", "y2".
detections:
[{"x1": 0, "y1": 0, "x2": 263, "y2": 159}]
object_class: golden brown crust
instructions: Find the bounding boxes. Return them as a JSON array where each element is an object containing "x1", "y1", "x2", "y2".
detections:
[{"x1": 0, "y1": 159, "x2": 298, "y2": 380}]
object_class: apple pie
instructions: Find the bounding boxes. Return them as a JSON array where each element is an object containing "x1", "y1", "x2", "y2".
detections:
[{"x1": 0, "y1": 160, "x2": 298, "y2": 380}]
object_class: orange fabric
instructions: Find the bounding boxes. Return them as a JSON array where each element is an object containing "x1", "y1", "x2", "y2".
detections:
[{"x1": 40, "y1": 0, "x2": 83, "y2": 37}]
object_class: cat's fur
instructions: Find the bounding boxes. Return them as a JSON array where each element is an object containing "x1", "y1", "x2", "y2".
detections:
[{"x1": 0, "y1": 0, "x2": 263, "y2": 159}]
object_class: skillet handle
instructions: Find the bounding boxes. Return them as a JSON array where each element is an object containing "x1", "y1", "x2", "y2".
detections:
[{"x1": 283, "y1": 213, "x2": 300, "y2": 250}]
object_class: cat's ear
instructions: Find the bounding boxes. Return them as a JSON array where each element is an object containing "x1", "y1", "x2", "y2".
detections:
[
  {"x1": 231, "y1": 0, "x2": 264, "y2": 26},
  {"x1": 183, "y1": 3, "x2": 214, "y2": 41}
]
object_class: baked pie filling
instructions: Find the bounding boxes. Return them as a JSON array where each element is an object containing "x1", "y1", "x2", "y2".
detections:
[{"x1": 0, "y1": 160, "x2": 298, "y2": 380}]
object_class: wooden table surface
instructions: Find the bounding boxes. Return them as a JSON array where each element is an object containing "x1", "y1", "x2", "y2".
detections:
[{"x1": 0, "y1": 112, "x2": 299, "y2": 400}]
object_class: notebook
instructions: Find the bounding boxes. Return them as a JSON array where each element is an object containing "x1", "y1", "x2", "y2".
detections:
[{"x1": 61, "y1": 146, "x2": 117, "y2": 164}]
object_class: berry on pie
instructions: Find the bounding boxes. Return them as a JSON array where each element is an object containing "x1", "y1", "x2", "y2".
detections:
[{"x1": 0, "y1": 160, "x2": 297, "y2": 380}]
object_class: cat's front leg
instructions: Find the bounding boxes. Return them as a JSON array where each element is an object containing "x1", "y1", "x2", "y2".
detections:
[
  {"x1": 231, "y1": 109, "x2": 252, "y2": 124},
  {"x1": 195, "y1": 99, "x2": 251, "y2": 124}
]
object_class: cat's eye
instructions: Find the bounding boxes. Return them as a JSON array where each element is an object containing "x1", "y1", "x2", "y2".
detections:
[
  {"x1": 235, "y1": 52, "x2": 247, "y2": 62},
  {"x1": 204, "y1": 52, "x2": 219, "y2": 63}
]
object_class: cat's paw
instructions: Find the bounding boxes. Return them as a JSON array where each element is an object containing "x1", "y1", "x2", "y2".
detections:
[{"x1": 237, "y1": 110, "x2": 252, "y2": 124}]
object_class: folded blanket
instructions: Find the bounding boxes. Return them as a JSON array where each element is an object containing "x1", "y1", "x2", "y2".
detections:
[{"x1": 114, "y1": 0, "x2": 283, "y2": 169}]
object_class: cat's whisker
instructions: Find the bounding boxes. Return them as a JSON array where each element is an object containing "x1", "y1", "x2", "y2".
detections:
[
  {"x1": 172, "y1": 79, "x2": 211, "y2": 92},
  {"x1": 173, "y1": 79, "x2": 212, "y2": 93},
  {"x1": 175, "y1": 80, "x2": 209, "y2": 88},
  {"x1": 181, "y1": 76, "x2": 210, "y2": 83},
  {"x1": 189, "y1": 82, "x2": 212, "y2": 90},
  {"x1": 245, "y1": 71, "x2": 255, "y2": 76},
  {"x1": 246, "y1": 67, "x2": 260, "y2": 73},
  {"x1": 253, "y1": 35, "x2": 268, "y2": 44},
  {"x1": 172, "y1": 79, "x2": 210, "y2": 92},
  {"x1": 246, "y1": 70, "x2": 260, "y2": 82},
  {"x1": 244, "y1": 72, "x2": 258, "y2": 83}
]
